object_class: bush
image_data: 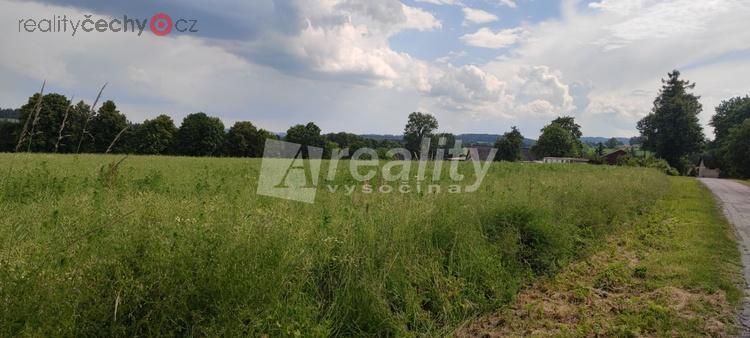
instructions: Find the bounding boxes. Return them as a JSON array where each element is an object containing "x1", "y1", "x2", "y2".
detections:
[{"x1": 618, "y1": 155, "x2": 680, "y2": 176}]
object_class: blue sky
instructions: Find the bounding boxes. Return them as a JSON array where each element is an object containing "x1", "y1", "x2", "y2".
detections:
[
  {"x1": 391, "y1": 0, "x2": 560, "y2": 64},
  {"x1": 1, "y1": 0, "x2": 749, "y2": 138}
]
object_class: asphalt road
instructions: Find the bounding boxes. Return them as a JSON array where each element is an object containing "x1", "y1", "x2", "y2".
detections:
[{"x1": 699, "y1": 178, "x2": 750, "y2": 336}]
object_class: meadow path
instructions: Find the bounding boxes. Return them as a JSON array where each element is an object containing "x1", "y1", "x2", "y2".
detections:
[{"x1": 699, "y1": 178, "x2": 750, "y2": 336}]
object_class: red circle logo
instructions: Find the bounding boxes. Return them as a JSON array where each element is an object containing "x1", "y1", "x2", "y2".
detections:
[{"x1": 150, "y1": 13, "x2": 173, "y2": 36}]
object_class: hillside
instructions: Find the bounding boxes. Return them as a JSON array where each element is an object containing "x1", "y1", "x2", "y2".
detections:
[
  {"x1": 0, "y1": 108, "x2": 19, "y2": 120},
  {"x1": 360, "y1": 133, "x2": 537, "y2": 147},
  {"x1": 359, "y1": 134, "x2": 632, "y2": 147}
]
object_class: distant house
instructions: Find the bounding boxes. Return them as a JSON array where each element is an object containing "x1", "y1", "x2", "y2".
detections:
[
  {"x1": 696, "y1": 155, "x2": 720, "y2": 178},
  {"x1": 543, "y1": 157, "x2": 589, "y2": 164},
  {"x1": 601, "y1": 149, "x2": 628, "y2": 165}
]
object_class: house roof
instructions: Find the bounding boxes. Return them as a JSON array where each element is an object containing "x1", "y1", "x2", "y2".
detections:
[
  {"x1": 697, "y1": 154, "x2": 720, "y2": 169},
  {"x1": 543, "y1": 157, "x2": 589, "y2": 162},
  {"x1": 602, "y1": 149, "x2": 627, "y2": 158}
]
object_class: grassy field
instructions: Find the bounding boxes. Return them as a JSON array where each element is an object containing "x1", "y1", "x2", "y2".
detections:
[
  {"x1": 0, "y1": 153, "x2": 673, "y2": 336},
  {"x1": 459, "y1": 177, "x2": 743, "y2": 336}
]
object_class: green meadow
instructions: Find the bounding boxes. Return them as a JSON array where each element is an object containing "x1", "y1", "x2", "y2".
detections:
[{"x1": 1, "y1": 153, "x2": 670, "y2": 336}]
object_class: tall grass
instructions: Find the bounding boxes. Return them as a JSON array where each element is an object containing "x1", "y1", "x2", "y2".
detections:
[{"x1": 0, "y1": 154, "x2": 668, "y2": 336}]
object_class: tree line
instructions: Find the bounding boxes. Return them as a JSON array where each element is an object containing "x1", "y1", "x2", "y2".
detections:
[
  {"x1": 0, "y1": 84, "x2": 615, "y2": 163},
  {"x1": 2, "y1": 71, "x2": 748, "y2": 178},
  {"x1": 404, "y1": 70, "x2": 750, "y2": 178},
  {"x1": 0, "y1": 90, "x2": 401, "y2": 157}
]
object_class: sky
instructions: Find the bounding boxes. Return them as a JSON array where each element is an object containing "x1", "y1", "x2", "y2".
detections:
[{"x1": 1, "y1": 0, "x2": 749, "y2": 138}]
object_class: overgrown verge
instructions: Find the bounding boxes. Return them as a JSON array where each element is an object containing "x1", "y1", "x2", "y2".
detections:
[{"x1": 457, "y1": 177, "x2": 743, "y2": 337}]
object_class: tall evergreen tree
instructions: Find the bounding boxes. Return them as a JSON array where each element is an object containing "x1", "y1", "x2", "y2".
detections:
[
  {"x1": 494, "y1": 126, "x2": 524, "y2": 161},
  {"x1": 637, "y1": 70, "x2": 704, "y2": 171}
]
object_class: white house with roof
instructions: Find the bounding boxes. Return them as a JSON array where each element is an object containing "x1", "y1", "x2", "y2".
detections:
[{"x1": 542, "y1": 157, "x2": 589, "y2": 164}]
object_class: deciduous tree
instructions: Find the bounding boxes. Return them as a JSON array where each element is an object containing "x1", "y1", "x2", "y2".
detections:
[
  {"x1": 605, "y1": 137, "x2": 622, "y2": 149},
  {"x1": 532, "y1": 123, "x2": 576, "y2": 158},
  {"x1": 723, "y1": 118, "x2": 750, "y2": 178},
  {"x1": 17, "y1": 93, "x2": 73, "y2": 152},
  {"x1": 403, "y1": 112, "x2": 438, "y2": 159},
  {"x1": 225, "y1": 121, "x2": 271, "y2": 157},
  {"x1": 90, "y1": 100, "x2": 129, "y2": 153},
  {"x1": 136, "y1": 115, "x2": 177, "y2": 155},
  {"x1": 176, "y1": 113, "x2": 226, "y2": 156}
]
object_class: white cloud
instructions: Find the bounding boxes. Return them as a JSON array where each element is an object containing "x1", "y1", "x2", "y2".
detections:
[
  {"x1": 589, "y1": 0, "x2": 734, "y2": 51},
  {"x1": 478, "y1": 0, "x2": 750, "y2": 136},
  {"x1": 460, "y1": 27, "x2": 527, "y2": 49},
  {"x1": 515, "y1": 66, "x2": 575, "y2": 117},
  {"x1": 415, "y1": 0, "x2": 460, "y2": 5},
  {"x1": 214, "y1": 0, "x2": 442, "y2": 88},
  {"x1": 426, "y1": 65, "x2": 506, "y2": 103},
  {"x1": 3, "y1": 0, "x2": 750, "y2": 138},
  {"x1": 495, "y1": 0, "x2": 518, "y2": 8},
  {"x1": 401, "y1": 3, "x2": 443, "y2": 31},
  {"x1": 462, "y1": 7, "x2": 499, "y2": 25}
]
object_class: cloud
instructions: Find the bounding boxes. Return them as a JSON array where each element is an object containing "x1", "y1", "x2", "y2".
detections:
[
  {"x1": 462, "y1": 7, "x2": 499, "y2": 25},
  {"x1": 0, "y1": 0, "x2": 466, "y2": 134},
  {"x1": 460, "y1": 27, "x2": 527, "y2": 48},
  {"x1": 588, "y1": 0, "x2": 734, "y2": 51},
  {"x1": 5, "y1": 0, "x2": 750, "y2": 138},
  {"x1": 414, "y1": 0, "x2": 460, "y2": 5},
  {"x1": 494, "y1": 0, "x2": 518, "y2": 8},
  {"x1": 425, "y1": 65, "x2": 507, "y2": 106},
  {"x1": 479, "y1": 0, "x2": 750, "y2": 136},
  {"x1": 515, "y1": 66, "x2": 575, "y2": 117}
]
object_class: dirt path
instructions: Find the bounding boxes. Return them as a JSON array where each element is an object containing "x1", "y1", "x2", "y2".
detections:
[{"x1": 699, "y1": 178, "x2": 750, "y2": 336}]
